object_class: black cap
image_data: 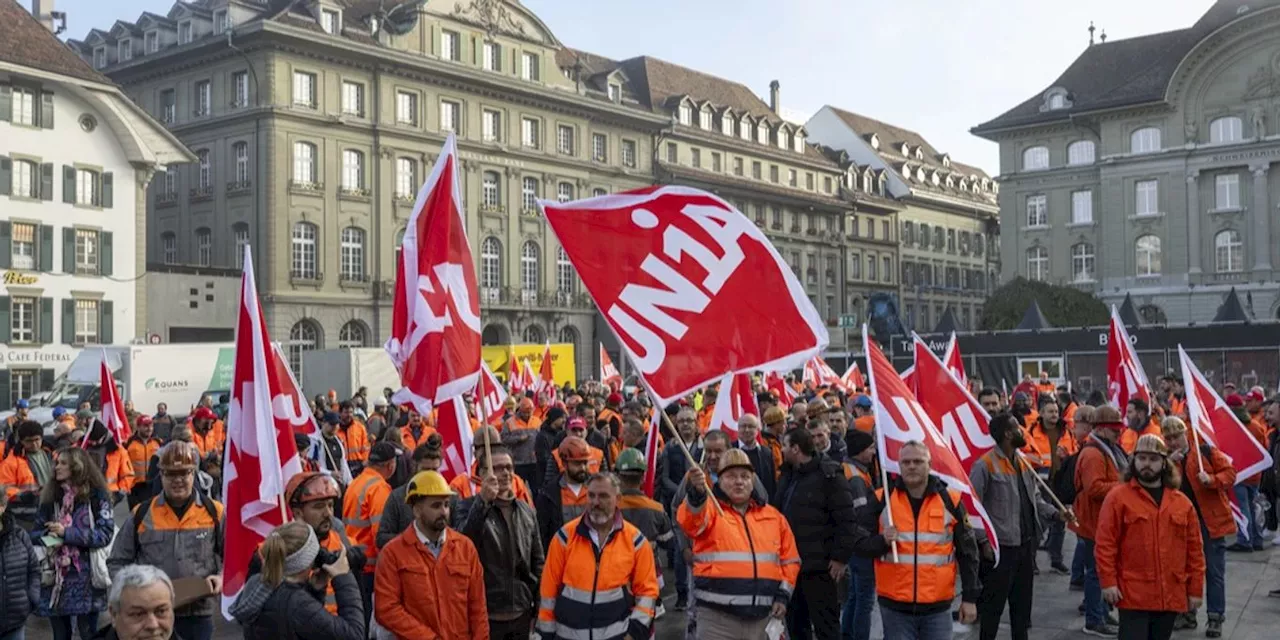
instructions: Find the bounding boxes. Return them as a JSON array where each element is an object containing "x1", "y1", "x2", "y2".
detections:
[
  {"x1": 368, "y1": 442, "x2": 399, "y2": 464},
  {"x1": 846, "y1": 429, "x2": 874, "y2": 457},
  {"x1": 322, "y1": 411, "x2": 341, "y2": 425},
  {"x1": 546, "y1": 407, "x2": 567, "y2": 425}
]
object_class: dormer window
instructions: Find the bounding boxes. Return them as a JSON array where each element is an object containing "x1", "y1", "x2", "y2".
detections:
[
  {"x1": 916, "y1": 167, "x2": 926, "y2": 181},
  {"x1": 868, "y1": 133, "x2": 879, "y2": 150},
  {"x1": 739, "y1": 116, "x2": 752, "y2": 141},
  {"x1": 178, "y1": 20, "x2": 193, "y2": 44},
  {"x1": 794, "y1": 133, "x2": 805, "y2": 154},
  {"x1": 145, "y1": 30, "x2": 159, "y2": 53},
  {"x1": 678, "y1": 103, "x2": 692, "y2": 126},
  {"x1": 778, "y1": 128, "x2": 790, "y2": 151},
  {"x1": 608, "y1": 83, "x2": 621, "y2": 102},
  {"x1": 321, "y1": 9, "x2": 341, "y2": 35},
  {"x1": 721, "y1": 113, "x2": 734, "y2": 136},
  {"x1": 930, "y1": 171, "x2": 940, "y2": 186},
  {"x1": 93, "y1": 46, "x2": 106, "y2": 69},
  {"x1": 756, "y1": 122, "x2": 769, "y2": 145},
  {"x1": 945, "y1": 176, "x2": 954, "y2": 188},
  {"x1": 914, "y1": 146, "x2": 923, "y2": 160},
  {"x1": 118, "y1": 39, "x2": 132, "y2": 62},
  {"x1": 899, "y1": 143, "x2": 909, "y2": 156},
  {"x1": 699, "y1": 107, "x2": 712, "y2": 130},
  {"x1": 941, "y1": 154, "x2": 951, "y2": 167},
  {"x1": 1042, "y1": 87, "x2": 1072, "y2": 112},
  {"x1": 901, "y1": 164, "x2": 911, "y2": 179},
  {"x1": 214, "y1": 9, "x2": 230, "y2": 33}
]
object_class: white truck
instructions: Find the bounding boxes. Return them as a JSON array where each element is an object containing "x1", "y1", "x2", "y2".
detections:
[
  {"x1": 1, "y1": 344, "x2": 234, "y2": 427},
  {"x1": 301, "y1": 348, "x2": 401, "y2": 402}
]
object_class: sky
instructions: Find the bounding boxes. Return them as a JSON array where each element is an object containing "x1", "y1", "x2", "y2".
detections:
[{"x1": 34, "y1": 0, "x2": 1218, "y2": 173}]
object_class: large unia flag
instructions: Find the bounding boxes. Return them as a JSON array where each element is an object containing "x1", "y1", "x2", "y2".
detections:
[
  {"x1": 268, "y1": 344, "x2": 351, "y2": 483},
  {"x1": 865, "y1": 328, "x2": 999, "y2": 561},
  {"x1": 707, "y1": 372, "x2": 758, "y2": 440},
  {"x1": 600, "y1": 344, "x2": 623, "y2": 391},
  {"x1": 910, "y1": 334, "x2": 1000, "y2": 560},
  {"x1": 221, "y1": 247, "x2": 304, "y2": 618},
  {"x1": 475, "y1": 360, "x2": 509, "y2": 427},
  {"x1": 841, "y1": 361, "x2": 866, "y2": 393},
  {"x1": 1107, "y1": 305, "x2": 1151, "y2": 409},
  {"x1": 804, "y1": 356, "x2": 846, "y2": 392},
  {"x1": 384, "y1": 133, "x2": 482, "y2": 414},
  {"x1": 540, "y1": 186, "x2": 827, "y2": 406}
]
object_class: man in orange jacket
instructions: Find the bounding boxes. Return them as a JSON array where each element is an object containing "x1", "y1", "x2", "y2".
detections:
[
  {"x1": 338, "y1": 401, "x2": 371, "y2": 475},
  {"x1": 1119, "y1": 398, "x2": 1162, "y2": 454},
  {"x1": 343, "y1": 441, "x2": 397, "y2": 623},
  {"x1": 1162, "y1": 417, "x2": 1235, "y2": 636},
  {"x1": 375, "y1": 470, "x2": 488, "y2": 639},
  {"x1": 125, "y1": 415, "x2": 163, "y2": 509},
  {"x1": 1229, "y1": 392, "x2": 1269, "y2": 551},
  {"x1": 1096, "y1": 434, "x2": 1206, "y2": 640},
  {"x1": 1072, "y1": 404, "x2": 1128, "y2": 636},
  {"x1": 0, "y1": 420, "x2": 48, "y2": 527}
]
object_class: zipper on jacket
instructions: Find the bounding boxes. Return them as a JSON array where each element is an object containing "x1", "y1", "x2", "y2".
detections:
[
  {"x1": 588, "y1": 527, "x2": 615, "y2": 640},
  {"x1": 732, "y1": 505, "x2": 760, "y2": 606},
  {"x1": 913, "y1": 498, "x2": 920, "y2": 605}
]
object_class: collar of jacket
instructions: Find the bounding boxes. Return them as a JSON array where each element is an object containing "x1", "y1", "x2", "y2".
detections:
[
  {"x1": 784, "y1": 455, "x2": 821, "y2": 474},
  {"x1": 889, "y1": 474, "x2": 947, "y2": 498},
  {"x1": 573, "y1": 510, "x2": 623, "y2": 541}
]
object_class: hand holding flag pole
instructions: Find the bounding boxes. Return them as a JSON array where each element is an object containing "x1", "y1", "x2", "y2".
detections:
[
  {"x1": 659, "y1": 408, "x2": 723, "y2": 515},
  {"x1": 1014, "y1": 451, "x2": 1077, "y2": 524}
]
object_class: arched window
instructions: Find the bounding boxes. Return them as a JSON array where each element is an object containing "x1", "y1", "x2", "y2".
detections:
[
  {"x1": 1135, "y1": 234, "x2": 1161, "y2": 276},
  {"x1": 556, "y1": 246, "x2": 576, "y2": 296},
  {"x1": 161, "y1": 232, "x2": 177, "y2": 264},
  {"x1": 1022, "y1": 146, "x2": 1049, "y2": 171},
  {"x1": 482, "y1": 171, "x2": 501, "y2": 210},
  {"x1": 520, "y1": 241, "x2": 540, "y2": 303},
  {"x1": 233, "y1": 223, "x2": 249, "y2": 269},
  {"x1": 291, "y1": 222, "x2": 318, "y2": 279},
  {"x1": 1067, "y1": 140, "x2": 1095, "y2": 165},
  {"x1": 1130, "y1": 127, "x2": 1161, "y2": 154},
  {"x1": 1139, "y1": 304, "x2": 1167, "y2": 325},
  {"x1": 1026, "y1": 246, "x2": 1048, "y2": 281},
  {"x1": 480, "y1": 237, "x2": 501, "y2": 302},
  {"x1": 1071, "y1": 242, "x2": 1095, "y2": 282},
  {"x1": 522, "y1": 324, "x2": 544, "y2": 344},
  {"x1": 339, "y1": 227, "x2": 365, "y2": 281},
  {"x1": 559, "y1": 325, "x2": 578, "y2": 350},
  {"x1": 1214, "y1": 230, "x2": 1243, "y2": 273},
  {"x1": 1209, "y1": 116, "x2": 1242, "y2": 144},
  {"x1": 337, "y1": 320, "x2": 368, "y2": 348},
  {"x1": 288, "y1": 319, "x2": 322, "y2": 375}
]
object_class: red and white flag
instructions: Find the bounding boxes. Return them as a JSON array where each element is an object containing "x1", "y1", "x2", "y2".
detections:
[
  {"x1": 865, "y1": 327, "x2": 999, "y2": 561},
  {"x1": 900, "y1": 366, "x2": 917, "y2": 396},
  {"x1": 519, "y1": 359, "x2": 536, "y2": 394},
  {"x1": 1180, "y1": 346, "x2": 1272, "y2": 481},
  {"x1": 1107, "y1": 306, "x2": 1151, "y2": 409},
  {"x1": 385, "y1": 133, "x2": 482, "y2": 413},
  {"x1": 841, "y1": 361, "x2": 866, "y2": 393},
  {"x1": 535, "y1": 341, "x2": 557, "y2": 401},
  {"x1": 910, "y1": 334, "x2": 1000, "y2": 559},
  {"x1": 642, "y1": 408, "x2": 661, "y2": 497},
  {"x1": 707, "y1": 372, "x2": 758, "y2": 440},
  {"x1": 475, "y1": 360, "x2": 509, "y2": 427},
  {"x1": 97, "y1": 349, "x2": 131, "y2": 444},
  {"x1": 540, "y1": 186, "x2": 827, "y2": 406},
  {"x1": 943, "y1": 333, "x2": 968, "y2": 388},
  {"x1": 270, "y1": 344, "x2": 349, "y2": 482},
  {"x1": 764, "y1": 371, "x2": 797, "y2": 409},
  {"x1": 804, "y1": 356, "x2": 846, "y2": 391},
  {"x1": 433, "y1": 396, "x2": 475, "y2": 483},
  {"x1": 507, "y1": 346, "x2": 521, "y2": 391},
  {"x1": 221, "y1": 247, "x2": 304, "y2": 618},
  {"x1": 600, "y1": 344, "x2": 623, "y2": 391}
]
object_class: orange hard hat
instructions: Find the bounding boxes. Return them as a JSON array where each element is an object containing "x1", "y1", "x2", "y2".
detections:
[
  {"x1": 285, "y1": 472, "x2": 341, "y2": 507},
  {"x1": 559, "y1": 435, "x2": 592, "y2": 462}
]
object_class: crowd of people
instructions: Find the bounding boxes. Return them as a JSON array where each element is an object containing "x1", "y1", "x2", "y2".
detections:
[{"x1": 1, "y1": 372, "x2": 1279, "y2": 640}]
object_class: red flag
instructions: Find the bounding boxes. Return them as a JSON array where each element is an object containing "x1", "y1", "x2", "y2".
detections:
[
  {"x1": 865, "y1": 328, "x2": 998, "y2": 561},
  {"x1": 433, "y1": 396, "x2": 475, "y2": 483},
  {"x1": 899, "y1": 366, "x2": 916, "y2": 396},
  {"x1": 943, "y1": 333, "x2": 968, "y2": 388},
  {"x1": 519, "y1": 359, "x2": 536, "y2": 393},
  {"x1": 600, "y1": 344, "x2": 623, "y2": 391},
  {"x1": 221, "y1": 246, "x2": 304, "y2": 617},
  {"x1": 642, "y1": 408, "x2": 661, "y2": 497},
  {"x1": 707, "y1": 372, "x2": 758, "y2": 439},
  {"x1": 385, "y1": 133, "x2": 482, "y2": 413},
  {"x1": 268, "y1": 344, "x2": 317, "y2": 436},
  {"x1": 536, "y1": 341, "x2": 556, "y2": 401},
  {"x1": 98, "y1": 350, "x2": 131, "y2": 444},
  {"x1": 1180, "y1": 346, "x2": 1272, "y2": 482},
  {"x1": 911, "y1": 335, "x2": 1000, "y2": 560},
  {"x1": 841, "y1": 361, "x2": 866, "y2": 393},
  {"x1": 475, "y1": 360, "x2": 509, "y2": 427},
  {"x1": 507, "y1": 345, "x2": 521, "y2": 391},
  {"x1": 541, "y1": 185, "x2": 827, "y2": 406},
  {"x1": 1107, "y1": 306, "x2": 1151, "y2": 409},
  {"x1": 804, "y1": 356, "x2": 847, "y2": 392},
  {"x1": 764, "y1": 371, "x2": 796, "y2": 409}
]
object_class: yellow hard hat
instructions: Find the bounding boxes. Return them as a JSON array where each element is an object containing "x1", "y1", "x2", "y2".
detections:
[
  {"x1": 1134, "y1": 433, "x2": 1169, "y2": 457},
  {"x1": 404, "y1": 470, "x2": 454, "y2": 502}
]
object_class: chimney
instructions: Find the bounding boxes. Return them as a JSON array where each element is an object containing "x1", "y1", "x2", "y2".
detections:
[
  {"x1": 31, "y1": 0, "x2": 56, "y2": 32},
  {"x1": 769, "y1": 79, "x2": 780, "y2": 114}
]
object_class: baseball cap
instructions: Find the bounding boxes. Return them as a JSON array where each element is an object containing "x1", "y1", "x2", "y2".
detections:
[
  {"x1": 1246, "y1": 387, "x2": 1266, "y2": 403},
  {"x1": 322, "y1": 411, "x2": 341, "y2": 425},
  {"x1": 853, "y1": 395, "x2": 873, "y2": 409}
]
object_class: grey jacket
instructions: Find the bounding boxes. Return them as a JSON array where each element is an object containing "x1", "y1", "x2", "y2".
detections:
[
  {"x1": 969, "y1": 447, "x2": 1057, "y2": 549},
  {"x1": 107, "y1": 492, "x2": 224, "y2": 618}
]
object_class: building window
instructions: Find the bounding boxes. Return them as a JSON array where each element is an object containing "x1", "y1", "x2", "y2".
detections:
[
  {"x1": 1071, "y1": 190, "x2": 1092, "y2": 224},
  {"x1": 664, "y1": 143, "x2": 677, "y2": 164},
  {"x1": 556, "y1": 247, "x2": 576, "y2": 294},
  {"x1": 75, "y1": 169, "x2": 101, "y2": 206},
  {"x1": 481, "y1": 171, "x2": 501, "y2": 210},
  {"x1": 1215, "y1": 174, "x2": 1240, "y2": 209},
  {"x1": 757, "y1": 122, "x2": 769, "y2": 145},
  {"x1": 691, "y1": 149, "x2": 701, "y2": 169},
  {"x1": 9, "y1": 159, "x2": 36, "y2": 198},
  {"x1": 341, "y1": 81, "x2": 364, "y2": 117},
  {"x1": 118, "y1": 39, "x2": 132, "y2": 62},
  {"x1": 441, "y1": 30, "x2": 460, "y2": 61},
  {"x1": 592, "y1": 187, "x2": 606, "y2": 197},
  {"x1": 521, "y1": 117, "x2": 540, "y2": 149},
  {"x1": 178, "y1": 20, "x2": 193, "y2": 44},
  {"x1": 1136, "y1": 234, "x2": 1161, "y2": 276},
  {"x1": 341, "y1": 150, "x2": 364, "y2": 191},
  {"x1": 1214, "y1": 230, "x2": 1243, "y2": 273},
  {"x1": 92, "y1": 47, "x2": 106, "y2": 69},
  {"x1": 698, "y1": 108, "x2": 712, "y2": 130},
  {"x1": 1071, "y1": 243, "x2": 1095, "y2": 282},
  {"x1": 592, "y1": 133, "x2": 607, "y2": 162},
  {"x1": 621, "y1": 140, "x2": 636, "y2": 168},
  {"x1": 608, "y1": 83, "x2": 620, "y2": 102},
  {"x1": 291, "y1": 222, "x2": 317, "y2": 279},
  {"x1": 338, "y1": 321, "x2": 367, "y2": 349},
  {"x1": 557, "y1": 182, "x2": 574, "y2": 203},
  {"x1": 482, "y1": 41, "x2": 501, "y2": 71},
  {"x1": 1135, "y1": 179, "x2": 1159, "y2": 216},
  {"x1": 823, "y1": 176, "x2": 832, "y2": 193},
  {"x1": 287, "y1": 320, "x2": 320, "y2": 375},
  {"x1": 752, "y1": 161, "x2": 762, "y2": 180},
  {"x1": 480, "y1": 237, "x2": 501, "y2": 299},
  {"x1": 712, "y1": 152, "x2": 722, "y2": 173},
  {"x1": 74, "y1": 299, "x2": 99, "y2": 344},
  {"x1": 194, "y1": 80, "x2": 211, "y2": 116},
  {"x1": 214, "y1": 9, "x2": 230, "y2": 33},
  {"x1": 230, "y1": 142, "x2": 249, "y2": 183},
  {"x1": 522, "y1": 52, "x2": 539, "y2": 80},
  {"x1": 1067, "y1": 140, "x2": 1095, "y2": 165},
  {"x1": 721, "y1": 115, "x2": 735, "y2": 136},
  {"x1": 440, "y1": 100, "x2": 460, "y2": 133},
  {"x1": 340, "y1": 227, "x2": 365, "y2": 280},
  {"x1": 1209, "y1": 116, "x2": 1242, "y2": 144},
  {"x1": 9, "y1": 223, "x2": 35, "y2": 270},
  {"x1": 771, "y1": 207, "x2": 782, "y2": 228},
  {"x1": 769, "y1": 165, "x2": 779, "y2": 183},
  {"x1": 145, "y1": 31, "x2": 159, "y2": 53},
  {"x1": 9, "y1": 297, "x2": 34, "y2": 344},
  {"x1": 556, "y1": 124, "x2": 575, "y2": 155},
  {"x1": 788, "y1": 169, "x2": 797, "y2": 187},
  {"x1": 678, "y1": 103, "x2": 692, "y2": 126},
  {"x1": 778, "y1": 130, "x2": 791, "y2": 151},
  {"x1": 161, "y1": 233, "x2": 176, "y2": 264},
  {"x1": 805, "y1": 173, "x2": 814, "y2": 190},
  {"x1": 1025, "y1": 194, "x2": 1047, "y2": 227},
  {"x1": 733, "y1": 157, "x2": 744, "y2": 176},
  {"x1": 882, "y1": 256, "x2": 892, "y2": 283},
  {"x1": 320, "y1": 9, "x2": 340, "y2": 34},
  {"x1": 882, "y1": 220, "x2": 890, "y2": 241},
  {"x1": 482, "y1": 109, "x2": 502, "y2": 142},
  {"x1": 195, "y1": 228, "x2": 211, "y2": 266},
  {"x1": 160, "y1": 89, "x2": 175, "y2": 123},
  {"x1": 195, "y1": 149, "x2": 211, "y2": 188},
  {"x1": 523, "y1": 325, "x2": 544, "y2": 343},
  {"x1": 521, "y1": 176, "x2": 539, "y2": 212},
  {"x1": 1131, "y1": 127, "x2": 1161, "y2": 154},
  {"x1": 293, "y1": 142, "x2": 316, "y2": 185},
  {"x1": 232, "y1": 71, "x2": 249, "y2": 107},
  {"x1": 396, "y1": 91, "x2": 418, "y2": 125},
  {"x1": 1026, "y1": 246, "x2": 1049, "y2": 281},
  {"x1": 520, "y1": 241, "x2": 540, "y2": 294},
  {"x1": 867, "y1": 255, "x2": 877, "y2": 281},
  {"x1": 1022, "y1": 146, "x2": 1049, "y2": 171},
  {"x1": 396, "y1": 158, "x2": 417, "y2": 199},
  {"x1": 292, "y1": 71, "x2": 316, "y2": 108},
  {"x1": 233, "y1": 224, "x2": 249, "y2": 269}
]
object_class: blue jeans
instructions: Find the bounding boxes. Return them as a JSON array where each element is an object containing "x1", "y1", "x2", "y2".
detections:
[
  {"x1": 879, "y1": 606, "x2": 952, "y2": 640},
  {"x1": 1071, "y1": 538, "x2": 1086, "y2": 584},
  {"x1": 174, "y1": 616, "x2": 213, "y2": 640},
  {"x1": 1082, "y1": 539, "x2": 1107, "y2": 627},
  {"x1": 840, "y1": 557, "x2": 875, "y2": 640},
  {"x1": 1044, "y1": 518, "x2": 1066, "y2": 564},
  {"x1": 1203, "y1": 533, "x2": 1226, "y2": 616},
  {"x1": 1235, "y1": 484, "x2": 1263, "y2": 548},
  {"x1": 673, "y1": 531, "x2": 690, "y2": 600}
]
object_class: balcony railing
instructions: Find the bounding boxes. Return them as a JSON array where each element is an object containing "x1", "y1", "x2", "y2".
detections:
[
  {"x1": 226, "y1": 180, "x2": 252, "y2": 194},
  {"x1": 189, "y1": 185, "x2": 214, "y2": 202},
  {"x1": 339, "y1": 272, "x2": 370, "y2": 285},
  {"x1": 290, "y1": 269, "x2": 322, "y2": 283},
  {"x1": 290, "y1": 181, "x2": 324, "y2": 194},
  {"x1": 156, "y1": 191, "x2": 178, "y2": 206},
  {"x1": 482, "y1": 287, "x2": 596, "y2": 310}
]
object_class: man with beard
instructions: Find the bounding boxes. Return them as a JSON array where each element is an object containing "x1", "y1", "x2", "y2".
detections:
[
  {"x1": 827, "y1": 403, "x2": 850, "y2": 459},
  {"x1": 1096, "y1": 434, "x2": 1205, "y2": 640},
  {"x1": 1074, "y1": 405, "x2": 1128, "y2": 637},
  {"x1": 378, "y1": 439, "x2": 447, "y2": 549},
  {"x1": 537, "y1": 472, "x2": 659, "y2": 640},
  {"x1": 125, "y1": 415, "x2": 163, "y2": 509},
  {"x1": 807, "y1": 399, "x2": 845, "y2": 463},
  {"x1": 1119, "y1": 398, "x2": 1162, "y2": 455},
  {"x1": 316, "y1": 411, "x2": 349, "y2": 478},
  {"x1": 1022, "y1": 398, "x2": 1074, "y2": 575},
  {"x1": 970, "y1": 414, "x2": 1065, "y2": 640},
  {"x1": 343, "y1": 442, "x2": 398, "y2": 622},
  {"x1": 398, "y1": 406, "x2": 435, "y2": 450},
  {"x1": 376, "y1": 471, "x2": 488, "y2": 639},
  {"x1": 536, "y1": 435, "x2": 594, "y2": 547},
  {"x1": 574, "y1": 402, "x2": 612, "y2": 464},
  {"x1": 977, "y1": 389, "x2": 1003, "y2": 416}
]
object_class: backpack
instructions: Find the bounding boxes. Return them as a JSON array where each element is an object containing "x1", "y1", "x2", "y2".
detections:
[
  {"x1": 1052, "y1": 450, "x2": 1080, "y2": 506},
  {"x1": 132, "y1": 489, "x2": 223, "y2": 557}
]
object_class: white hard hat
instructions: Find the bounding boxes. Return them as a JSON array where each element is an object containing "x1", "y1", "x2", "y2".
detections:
[{"x1": 373, "y1": 396, "x2": 388, "y2": 407}]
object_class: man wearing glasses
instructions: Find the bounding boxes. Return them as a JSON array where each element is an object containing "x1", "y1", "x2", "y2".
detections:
[{"x1": 108, "y1": 440, "x2": 225, "y2": 640}]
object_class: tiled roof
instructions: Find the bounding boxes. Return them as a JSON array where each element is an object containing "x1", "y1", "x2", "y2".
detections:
[
  {"x1": 828, "y1": 106, "x2": 991, "y2": 181},
  {"x1": 617, "y1": 55, "x2": 781, "y2": 124},
  {"x1": 0, "y1": 0, "x2": 111, "y2": 84}
]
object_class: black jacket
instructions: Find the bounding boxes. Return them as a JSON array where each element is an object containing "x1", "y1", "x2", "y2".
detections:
[
  {"x1": 734, "y1": 442, "x2": 777, "y2": 499},
  {"x1": 772, "y1": 455, "x2": 856, "y2": 573},
  {"x1": 458, "y1": 495, "x2": 544, "y2": 618},
  {"x1": 535, "y1": 477, "x2": 568, "y2": 549},
  {"x1": 534, "y1": 425, "x2": 563, "y2": 494},
  {"x1": 234, "y1": 573, "x2": 365, "y2": 640},
  {"x1": 0, "y1": 511, "x2": 39, "y2": 633},
  {"x1": 660, "y1": 442, "x2": 698, "y2": 509}
]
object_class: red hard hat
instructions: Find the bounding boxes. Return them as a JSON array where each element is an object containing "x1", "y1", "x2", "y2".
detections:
[
  {"x1": 136, "y1": 415, "x2": 153, "y2": 426},
  {"x1": 193, "y1": 407, "x2": 217, "y2": 421}
]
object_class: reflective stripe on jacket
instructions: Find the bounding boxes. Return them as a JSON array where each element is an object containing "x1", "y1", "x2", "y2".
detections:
[
  {"x1": 551, "y1": 447, "x2": 605, "y2": 475},
  {"x1": 1094, "y1": 479, "x2": 1205, "y2": 612},
  {"x1": 126, "y1": 437, "x2": 162, "y2": 482},
  {"x1": 536, "y1": 516, "x2": 659, "y2": 640},
  {"x1": 0, "y1": 452, "x2": 37, "y2": 498},
  {"x1": 342, "y1": 467, "x2": 390, "y2": 572},
  {"x1": 106, "y1": 492, "x2": 225, "y2": 618},
  {"x1": 321, "y1": 518, "x2": 355, "y2": 614},
  {"x1": 873, "y1": 486, "x2": 960, "y2": 606},
  {"x1": 104, "y1": 448, "x2": 135, "y2": 494},
  {"x1": 339, "y1": 421, "x2": 370, "y2": 463}
]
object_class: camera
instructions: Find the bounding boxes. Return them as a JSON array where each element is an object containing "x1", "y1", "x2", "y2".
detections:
[{"x1": 313, "y1": 546, "x2": 342, "y2": 570}]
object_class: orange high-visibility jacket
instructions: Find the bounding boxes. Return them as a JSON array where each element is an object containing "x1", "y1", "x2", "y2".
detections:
[
  {"x1": 1095, "y1": 479, "x2": 1205, "y2": 613},
  {"x1": 1177, "y1": 444, "x2": 1237, "y2": 539},
  {"x1": 343, "y1": 467, "x2": 391, "y2": 573},
  {"x1": 1118, "y1": 418, "x2": 1162, "y2": 455},
  {"x1": 399, "y1": 425, "x2": 438, "y2": 451},
  {"x1": 339, "y1": 420, "x2": 371, "y2": 464},
  {"x1": 0, "y1": 452, "x2": 37, "y2": 498},
  {"x1": 104, "y1": 448, "x2": 135, "y2": 494},
  {"x1": 1073, "y1": 439, "x2": 1124, "y2": 540},
  {"x1": 375, "y1": 526, "x2": 489, "y2": 640},
  {"x1": 125, "y1": 437, "x2": 163, "y2": 484},
  {"x1": 873, "y1": 486, "x2": 963, "y2": 606}
]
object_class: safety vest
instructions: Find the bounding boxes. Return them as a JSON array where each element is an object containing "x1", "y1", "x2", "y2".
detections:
[
  {"x1": 558, "y1": 478, "x2": 590, "y2": 523},
  {"x1": 0, "y1": 452, "x2": 37, "y2": 498},
  {"x1": 874, "y1": 487, "x2": 960, "y2": 606},
  {"x1": 319, "y1": 518, "x2": 355, "y2": 614},
  {"x1": 399, "y1": 425, "x2": 437, "y2": 451},
  {"x1": 342, "y1": 468, "x2": 390, "y2": 573},
  {"x1": 191, "y1": 420, "x2": 226, "y2": 458},
  {"x1": 842, "y1": 461, "x2": 872, "y2": 486},
  {"x1": 105, "y1": 448, "x2": 135, "y2": 494},
  {"x1": 339, "y1": 421, "x2": 371, "y2": 463},
  {"x1": 126, "y1": 437, "x2": 162, "y2": 483}
]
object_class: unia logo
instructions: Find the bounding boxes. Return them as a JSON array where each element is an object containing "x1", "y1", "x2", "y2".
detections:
[{"x1": 144, "y1": 377, "x2": 190, "y2": 391}]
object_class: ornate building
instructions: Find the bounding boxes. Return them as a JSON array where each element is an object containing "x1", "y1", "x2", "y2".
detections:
[{"x1": 973, "y1": 0, "x2": 1280, "y2": 323}]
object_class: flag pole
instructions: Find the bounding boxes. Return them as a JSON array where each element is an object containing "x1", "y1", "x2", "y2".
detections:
[
  {"x1": 1189, "y1": 416, "x2": 1206, "y2": 477},
  {"x1": 659, "y1": 409, "x2": 723, "y2": 516},
  {"x1": 866, "y1": 328, "x2": 898, "y2": 562},
  {"x1": 1015, "y1": 451, "x2": 1076, "y2": 524},
  {"x1": 475, "y1": 394, "x2": 494, "y2": 477}
]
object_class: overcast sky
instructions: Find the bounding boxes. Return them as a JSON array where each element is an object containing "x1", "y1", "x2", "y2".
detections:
[{"x1": 38, "y1": 0, "x2": 1217, "y2": 173}]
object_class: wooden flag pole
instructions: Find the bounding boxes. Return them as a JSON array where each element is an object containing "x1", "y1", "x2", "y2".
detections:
[
  {"x1": 877, "y1": 442, "x2": 900, "y2": 562},
  {"x1": 475, "y1": 397, "x2": 494, "y2": 477},
  {"x1": 659, "y1": 410, "x2": 723, "y2": 516},
  {"x1": 1016, "y1": 451, "x2": 1076, "y2": 524}
]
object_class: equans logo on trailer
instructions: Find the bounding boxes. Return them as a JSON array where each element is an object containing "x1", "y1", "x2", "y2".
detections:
[{"x1": 145, "y1": 377, "x2": 190, "y2": 390}]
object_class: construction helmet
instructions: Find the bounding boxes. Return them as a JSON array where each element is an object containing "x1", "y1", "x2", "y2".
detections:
[
  {"x1": 1160, "y1": 416, "x2": 1187, "y2": 440},
  {"x1": 157, "y1": 441, "x2": 200, "y2": 471},
  {"x1": 614, "y1": 448, "x2": 646, "y2": 474},
  {"x1": 193, "y1": 407, "x2": 217, "y2": 422},
  {"x1": 718, "y1": 448, "x2": 755, "y2": 475},
  {"x1": 285, "y1": 472, "x2": 340, "y2": 507},
  {"x1": 136, "y1": 415, "x2": 154, "y2": 427},
  {"x1": 1133, "y1": 433, "x2": 1169, "y2": 457},
  {"x1": 558, "y1": 435, "x2": 592, "y2": 462},
  {"x1": 404, "y1": 470, "x2": 454, "y2": 503}
]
